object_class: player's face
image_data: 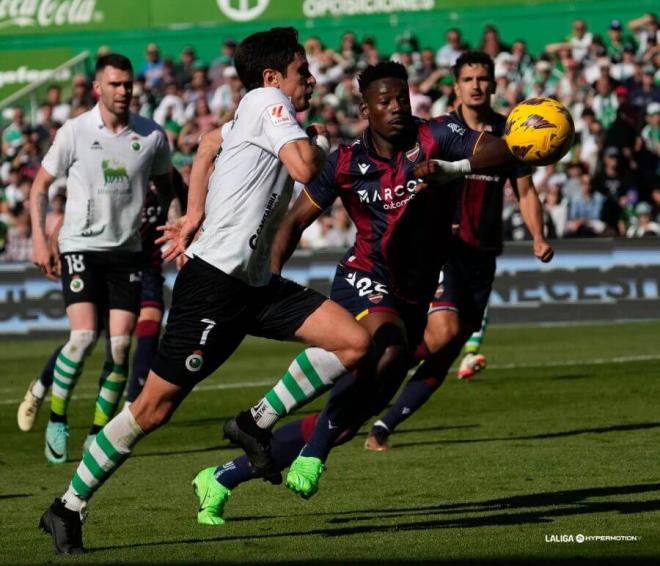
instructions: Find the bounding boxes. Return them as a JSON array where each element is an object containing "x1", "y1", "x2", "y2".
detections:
[
  {"x1": 361, "y1": 78, "x2": 414, "y2": 140},
  {"x1": 454, "y1": 63, "x2": 493, "y2": 109},
  {"x1": 94, "y1": 66, "x2": 133, "y2": 117},
  {"x1": 278, "y1": 52, "x2": 316, "y2": 112}
]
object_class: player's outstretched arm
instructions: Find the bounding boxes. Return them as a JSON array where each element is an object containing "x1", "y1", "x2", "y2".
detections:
[
  {"x1": 417, "y1": 134, "x2": 514, "y2": 186},
  {"x1": 157, "y1": 127, "x2": 222, "y2": 262},
  {"x1": 271, "y1": 190, "x2": 324, "y2": 275},
  {"x1": 279, "y1": 123, "x2": 329, "y2": 184},
  {"x1": 29, "y1": 167, "x2": 58, "y2": 280},
  {"x1": 516, "y1": 175, "x2": 554, "y2": 263}
]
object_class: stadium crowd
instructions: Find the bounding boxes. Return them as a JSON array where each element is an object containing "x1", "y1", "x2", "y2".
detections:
[{"x1": 1, "y1": 14, "x2": 659, "y2": 261}]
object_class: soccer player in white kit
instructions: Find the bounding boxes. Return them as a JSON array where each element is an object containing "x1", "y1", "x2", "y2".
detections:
[
  {"x1": 30, "y1": 54, "x2": 173, "y2": 467},
  {"x1": 39, "y1": 28, "x2": 370, "y2": 554}
]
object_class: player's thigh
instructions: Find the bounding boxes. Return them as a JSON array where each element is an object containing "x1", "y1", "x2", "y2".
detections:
[
  {"x1": 294, "y1": 299, "x2": 368, "y2": 352},
  {"x1": 65, "y1": 302, "x2": 98, "y2": 331},
  {"x1": 107, "y1": 308, "x2": 138, "y2": 337},
  {"x1": 60, "y1": 252, "x2": 104, "y2": 321},
  {"x1": 104, "y1": 252, "x2": 143, "y2": 318},
  {"x1": 151, "y1": 258, "x2": 249, "y2": 388}
]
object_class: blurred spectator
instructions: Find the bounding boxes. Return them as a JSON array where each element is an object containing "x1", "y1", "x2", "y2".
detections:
[
  {"x1": 68, "y1": 74, "x2": 94, "y2": 112},
  {"x1": 175, "y1": 46, "x2": 197, "y2": 87},
  {"x1": 210, "y1": 66, "x2": 243, "y2": 119},
  {"x1": 641, "y1": 101, "x2": 660, "y2": 155},
  {"x1": 479, "y1": 24, "x2": 508, "y2": 60},
  {"x1": 628, "y1": 13, "x2": 660, "y2": 54},
  {"x1": 36, "y1": 84, "x2": 71, "y2": 124},
  {"x1": 626, "y1": 201, "x2": 660, "y2": 236},
  {"x1": 2, "y1": 107, "x2": 25, "y2": 157},
  {"x1": 565, "y1": 174, "x2": 607, "y2": 236},
  {"x1": 140, "y1": 43, "x2": 165, "y2": 88},
  {"x1": 435, "y1": 28, "x2": 464, "y2": 67},
  {"x1": 569, "y1": 19, "x2": 593, "y2": 62},
  {"x1": 604, "y1": 19, "x2": 636, "y2": 62},
  {"x1": 209, "y1": 38, "x2": 237, "y2": 87},
  {"x1": 544, "y1": 181, "x2": 569, "y2": 237},
  {"x1": 1, "y1": 204, "x2": 32, "y2": 261},
  {"x1": 629, "y1": 64, "x2": 660, "y2": 109}
]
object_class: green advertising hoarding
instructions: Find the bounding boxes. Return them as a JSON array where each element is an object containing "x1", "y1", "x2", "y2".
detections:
[{"x1": 0, "y1": 47, "x2": 74, "y2": 100}]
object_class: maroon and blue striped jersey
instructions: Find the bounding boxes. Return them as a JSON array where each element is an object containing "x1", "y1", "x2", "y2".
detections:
[
  {"x1": 450, "y1": 109, "x2": 532, "y2": 255},
  {"x1": 305, "y1": 117, "x2": 482, "y2": 304}
]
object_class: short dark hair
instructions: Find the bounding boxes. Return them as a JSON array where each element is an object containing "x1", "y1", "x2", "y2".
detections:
[
  {"x1": 234, "y1": 27, "x2": 305, "y2": 91},
  {"x1": 452, "y1": 51, "x2": 495, "y2": 82},
  {"x1": 95, "y1": 53, "x2": 133, "y2": 75},
  {"x1": 358, "y1": 62, "x2": 408, "y2": 94}
]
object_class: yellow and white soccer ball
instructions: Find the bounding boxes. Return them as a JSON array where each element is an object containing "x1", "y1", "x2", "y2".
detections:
[{"x1": 504, "y1": 97, "x2": 575, "y2": 166}]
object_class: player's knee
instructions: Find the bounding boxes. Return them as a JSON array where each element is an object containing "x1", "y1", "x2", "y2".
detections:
[
  {"x1": 132, "y1": 401, "x2": 174, "y2": 433},
  {"x1": 424, "y1": 318, "x2": 460, "y2": 354},
  {"x1": 109, "y1": 335, "x2": 131, "y2": 365},
  {"x1": 67, "y1": 329, "x2": 98, "y2": 357},
  {"x1": 337, "y1": 326, "x2": 371, "y2": 369}
]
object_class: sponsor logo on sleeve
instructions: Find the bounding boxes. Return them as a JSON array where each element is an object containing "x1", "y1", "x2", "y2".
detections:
[{"x1": 267, "y1": 104, "x2": 293, "y2": 127}]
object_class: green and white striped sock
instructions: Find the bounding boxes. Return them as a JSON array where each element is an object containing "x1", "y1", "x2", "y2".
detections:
[
  {"x1": 50, "y1": 330, "x2": 96, "y2": 417},
  {"x1": 464, "y1": 307, "x2": 489, "y2": 354},
  {"x1": 93, "y1": 336, "x2": 130, "y2": 428},
  {"x1": 63, "y1": 405, "x2": 144, "y2": 509},
  {"x1": 251, "y1": 348, "x2": 347, "y2": 429}
]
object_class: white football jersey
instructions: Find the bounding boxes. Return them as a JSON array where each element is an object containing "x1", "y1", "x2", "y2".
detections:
[
  {"x1": 42, "y1": 104, "x2": 170, "y2": 254},
  {"x1": 186, "y1": 87, "x2": 308, "y2": 286}
]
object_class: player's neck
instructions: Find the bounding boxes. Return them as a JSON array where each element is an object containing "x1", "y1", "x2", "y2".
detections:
[
  {"x1": 366, "y1": 127, "x2": 414, "y2": 160},
  {"x1": 99, "y1": 104, "x2": 129, "y2": 133},
  {"x1": 458, "y1": 104, "x2": 493, "y2": 132}
]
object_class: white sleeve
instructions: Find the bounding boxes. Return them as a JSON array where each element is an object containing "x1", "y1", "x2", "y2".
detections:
[
  {"x1": 260, "y1": 92, "x2": 308, "y2": 156},
  {"x1": 41, "y1": 120, "x2": 75, "y2": 177},
  {"x1": 150, "y1": 129, "x2": 172, "y2": 176}
]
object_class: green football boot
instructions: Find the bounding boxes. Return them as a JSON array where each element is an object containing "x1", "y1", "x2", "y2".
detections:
[
  {"x1": 192, "y1": 467, "x2": 231, "y2": 525},
  {"x1": 286, "y1": 456, "x2": 325, "y2": 499},
  {"x1": 45, "y1": 421, "x2": 69, "y2": 464}
]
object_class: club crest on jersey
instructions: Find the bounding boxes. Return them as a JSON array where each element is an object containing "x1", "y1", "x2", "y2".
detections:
[
  {"x1": 267, "y1": 103, "x2": 292, "y2": 127},
  {"x1": 131, "y1": 141, "x2": 141, "y2": 151},
  {"x1": 70, "y1": 275, "x2": 84, "y2": 293},
  {"x1": 185, "y1": 350, "x2": 204, "y2": 372},
  {"x1": 405, "y1": 143, "x2": 420, "y2": 162}
]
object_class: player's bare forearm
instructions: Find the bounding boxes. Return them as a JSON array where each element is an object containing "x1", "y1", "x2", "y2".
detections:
[
  {"x1": 469, "y1": 134, "x2": 514, "y2": 171},
  {"x1": 29, "y1": 167, "x2": 54, "y2": 245},
  {"x1": 188, "y1": 127, "x2": 222, "y2": 223},
  {"x1": 517, "y1": 175, "x2": 554, "y2": 262},
  {"x1": 271, "y1": 191, "x2": 323, "y2": 274}
]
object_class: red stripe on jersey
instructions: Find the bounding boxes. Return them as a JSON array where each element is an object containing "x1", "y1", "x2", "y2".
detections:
[
  {"x1": 418, "y1": 122, "x2": 439, "y2": 159},
  {"x1": 459, "y1": 177, "x2": 489, "y2": 249},
  {"x1": 378, "y1": 151, "x2": 408, "y2": 281}
]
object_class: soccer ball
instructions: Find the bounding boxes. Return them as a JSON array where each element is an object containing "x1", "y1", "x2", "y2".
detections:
[{"x1": 504, "y1": 97, "x2": 575, "y2": 166}]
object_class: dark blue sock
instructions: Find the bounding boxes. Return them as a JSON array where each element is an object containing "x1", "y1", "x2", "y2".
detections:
[
  {"x1": 38, "y1": 345, "x2": 63, "y2": 389},
  {"x1": 380, "y1": 360, "x2": 446, "y2": 431},
  {"x1": 126, "y1": 325, "x2": 159, "y2": 402},
  {"x1": 215, "y1": 418, "x2": 308, "y2": 489},
  {"x1": 301, "y1": 372, "x2": 367, "y2": 460}
]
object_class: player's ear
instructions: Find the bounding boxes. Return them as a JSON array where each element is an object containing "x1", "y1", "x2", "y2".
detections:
[
  {"x1": 263, "y1": 68, "x2": 280, "y2": 88},
  {"x1": 359, "y1": 101, "x2": 369, "y2": 119},
  {"x1": 92, "y1": 78, "x2": 101, "y2": 99}
]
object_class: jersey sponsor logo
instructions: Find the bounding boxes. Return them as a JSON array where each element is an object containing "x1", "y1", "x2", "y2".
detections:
[
  {"x1": 405, "y1": 143, "x2": 420, "y2": 162},
  {"x1": 356, "y1": 179, "x2": 419, "y2": 210},
  {"x1": 344, "y1": 271, "x2": 389, "y2": 297},
  {"x1": 129, "y1": 271, "x2": 142, "y2": 283},
  {"x1": 267, "y1": 103, "x2": 292, "y2": 127},
  {"x1": 101, "y1": 159, "x2": 129, "y2": 184},
  {"x1": 358, "y1": 162, "x2": 370, "y2": 175},
  {"x1": 465, "y1": 173, "x2": 501, "y2": 182},
  {"x1": 185, "y1": 350, "x2": 204, "y2": 372},
  {"x1": 448, "y1": 123, "x2": 466, "y2": 136},
  {"x1": 80, "y1": 227, "x2": 105, "y2": 237},
  {"x1": 249, "y1": 192, "x2": 278, "y2": 249}
]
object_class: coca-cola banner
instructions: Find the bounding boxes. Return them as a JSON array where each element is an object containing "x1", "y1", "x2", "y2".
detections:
[{"x1": 1, "y1": 239, "x2": 659, "y2": 336}]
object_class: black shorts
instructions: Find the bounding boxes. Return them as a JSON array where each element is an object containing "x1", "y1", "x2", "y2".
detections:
[
  {"x1": 151, "y1": 257, "x2": 327, "y2": 387},
  {"x1": 429, "y1": 240, "x2": 496, "y2": 329},
  {"x1": 60, "y1": 251, "x2": 142, "y2": 314},
  {"x1": 330, "y1": 264, "x2": 428, "y2": 350},
  {"x1": 140, "y1": 264, "x2": 164, "y2": 311}
]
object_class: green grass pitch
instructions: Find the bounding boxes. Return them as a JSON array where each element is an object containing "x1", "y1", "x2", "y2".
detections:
[{"x1": 1, "y1": 321, "x2": 659, "y2": 563}]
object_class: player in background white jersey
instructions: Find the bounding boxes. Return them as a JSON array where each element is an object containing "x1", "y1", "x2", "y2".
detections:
[
  {"x1": 39, "y1": 28, "x2": 370, "y2": 554},
  {"x1": 30, "y1": 54, "x2": 173, "y2": 469}
]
